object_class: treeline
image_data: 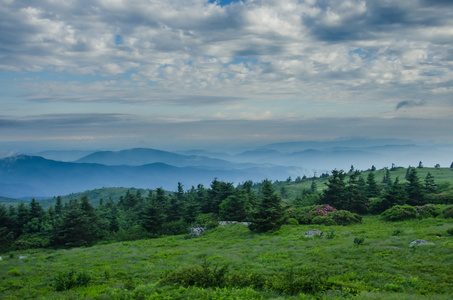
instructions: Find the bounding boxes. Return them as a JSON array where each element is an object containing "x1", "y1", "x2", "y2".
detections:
[
  {"x1": 1, "y1": 167, "x2": 452, "y2": 252},
  {"x1": 0, "y1": 179, "x2": 284, "y2": 251},
  {"x1": 294, "y1": 167, "x2": 451, "y2": 214}
]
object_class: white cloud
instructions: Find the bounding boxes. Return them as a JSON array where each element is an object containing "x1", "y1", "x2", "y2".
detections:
[{"x1": 1, "y1": 0, "x2": 453, "y2": 146}]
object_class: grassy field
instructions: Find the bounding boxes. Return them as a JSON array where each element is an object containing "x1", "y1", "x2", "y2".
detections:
[{"x1": 1, "y1": 214, "x2": 452, "y2": 299}]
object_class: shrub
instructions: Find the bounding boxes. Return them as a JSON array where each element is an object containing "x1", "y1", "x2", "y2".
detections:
[
  {"x1": 53, "y1": 270, "x2": 91, "y2": 291},
  {"x1": 267, "y1": 268, "x2": 333, "y2": 296},
  {"x1": 368, "y1": 198, "x2": 392, "y2": 214},
  {"x1": 161, "y1": 260, "x2": 229, "y2": 288},
  {"x1": 161, "y1": 219, "x2": 189, "y2": 235},
  {"x1": 443, "y1": 206, "x2": 453, "y2": 219},
  {"x1": 195, "y1": 214, "x2": 219, "y2": 230},
  {"x1": 353, "y1": 237, "x2": 365, "y2": 246},
  {"x1": 13, "y1": 234, "x2": 49, "y2": 250},
  {"x1": 416, "y1": 204, "x2": 441, "y2": 218},
  {"x1": 447, "y1": 228, "x2": 453, "y2": 236},
  {"x1": 287, "y1": 205, "x2": 360, "y2": 226},
  {"x1": 286, "y1": 218, "x2": 299, "y2": 225},
  {"x1": 425, "y1": 191, "x2": 453, "y2": 204},
  {"x1": 381, "y1": 205, "x2": 418, "y2": 221}
]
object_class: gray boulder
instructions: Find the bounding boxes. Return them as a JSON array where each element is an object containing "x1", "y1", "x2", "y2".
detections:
[
  {"x1": 189, "y1": 225, "x2": 208, "y2": 238},
  {"x1": 305, "y1": 229, "x2": 325, "y2": 237},
  {"x1": 409, "y1": 239, "x2": 434, "y2": 247}
]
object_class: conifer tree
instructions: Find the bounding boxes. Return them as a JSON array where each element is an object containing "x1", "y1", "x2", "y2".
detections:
[
  {"x1": 366, "y1": 172, "x2": 381, "y2": 197},
  {"x1": 249, "y1": 180, "x2": 285, "y2": 233},
  {"x1": 382, "y1": 177, "x2": 408, "y2": 207},
  {"x1": 141, "y1": 188, "x2": 167, "y2": 234},
  {"x1": 424, "y1": 172, "x2": 437, "y2": 194},
  {"x1": 406, "y1": 168, "x2": 425, "y2": 205},
  {"x1": 320, "y1": 170, "x2": 347, "y2": 209}
]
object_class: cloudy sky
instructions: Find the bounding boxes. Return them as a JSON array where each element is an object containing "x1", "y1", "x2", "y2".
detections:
[{"x1": 1, "y1": 0, "x2": 453, "y2": 153}]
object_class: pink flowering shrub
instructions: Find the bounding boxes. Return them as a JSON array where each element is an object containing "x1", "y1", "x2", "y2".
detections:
[
  {"x1": 287, "y1": 205, "x2": 361, "y2": 226},
  {"x1": 416, "y1": 204, "x2": 441, "y2": 218}
]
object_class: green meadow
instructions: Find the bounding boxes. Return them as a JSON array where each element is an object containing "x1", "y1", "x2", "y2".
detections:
[{"x1": 1, "y1": 214, "x2": 452, "y2": 299}]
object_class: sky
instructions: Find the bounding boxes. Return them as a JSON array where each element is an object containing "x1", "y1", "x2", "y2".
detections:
[{"x1": 1, "y1": 0, "x2": 453, "y2": 154}]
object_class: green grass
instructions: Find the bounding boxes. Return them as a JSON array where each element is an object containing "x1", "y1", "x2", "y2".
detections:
[{"x1": 1, "y1": 215, "x2": 452, "y2": 299}]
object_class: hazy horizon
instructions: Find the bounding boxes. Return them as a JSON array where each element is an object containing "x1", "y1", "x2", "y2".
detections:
[{"x1": 1, "y1": 1, "x2": 453, "y2": 155}]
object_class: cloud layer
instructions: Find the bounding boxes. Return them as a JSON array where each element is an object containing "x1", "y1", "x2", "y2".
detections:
[{"x1": 1, "y1": 0, "x2": 453, "y2": 149}]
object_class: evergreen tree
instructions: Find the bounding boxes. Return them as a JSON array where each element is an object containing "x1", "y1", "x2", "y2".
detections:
[
  {"x1": 405, "y1": 168, "x2": 425, "y2": 205},
  {"x1": 52, "y1": 199, "x2": 90, "y2": 247},
  {"x1": 320, "y1": 170, "x2": 347, "y2": 209},
  {"x1": 371, "y1": 165, "x2": 376, "y2": 172},
  {"x1": 219, "y1": 186, "x2": 252, "y2": 221},
  {"x1": 0, "y1": 205, "x2": 14, "y2": 250},
  {"x1": 310, "y1": 178, "x2": 317, "y2": 194},
  {"x1": 55, "y1": 196, "x2": 63, "y2": 216},
  {"x1": 346, "y1": 172, "x2": 368, "y2": 214},
  {"x1": 249, "y1": 180, "x2": 285, "y2": 233},
  {"x1": 184, "y1": 186, "x2": 201, "y2": 224},
  {"x1": 141, "y1": 188, "x2": 167, "y2": 234},
  {"x1": 424, "y1": 172, "x2": 437, "y2": 194},
  {"x1": 382, "y1": 177, "x2": 408, "y2": 207},
  {"x1": 418, "y1": 161, "x2": 424, "y2": 168},
  {"x1": 166, "y1": 183, "x2": 185, "y2": 222},
  {"x1": 366, "y1": 172, "x2": 381, "y2": 197},
  {"x1": 208, "y1": 179, "x2": 234, "y2": 214},
  {"x1": 349, "y1": 165, "x2": 355, "y2": 173},
  {"x1": 382, "y1": 169, "x2": 391, "y2": 186},
  {"x1": 450, "y1": 162, "x2": 453, "y2": 168}
]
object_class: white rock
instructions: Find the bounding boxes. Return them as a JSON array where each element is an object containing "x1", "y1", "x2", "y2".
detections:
[
  {"x1": 18, "y1": 256, "x2": 27, "y2": 259},
  {"x1": 409, "y1": 239, "x2": 434, "y2": 247}
]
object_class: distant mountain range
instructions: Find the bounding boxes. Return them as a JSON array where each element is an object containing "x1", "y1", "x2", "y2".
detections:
[
  {"x1": 0, "y1": 154, "x2": 303, "y2": 199},
  {"x1": 1, "y1": 138, "x2": 452, "y2": 199}
]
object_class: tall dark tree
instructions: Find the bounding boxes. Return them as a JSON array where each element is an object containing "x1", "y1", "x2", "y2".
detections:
[
  {"x1": 405, "y1": 168, "x2": 425, "y2": 205},
  {"x1": 366, "y1": 172, "x2": 381, "y2": 197},
  {"x1": 0, "y1": 205, "x2": 15, "y2": 250},
  {"x1": 382, "y1": 169, "x2": 391, "y2": 186},
  {"x1": 249, "y1": 180, "x2": 285, "y2": 233},
  {"x1": 424, "y1": 172, "x2": 437, "y2": 194},
  {"x1": 208, "y1": 179, "x2": 234, "y2": 214},
  {"x1": 382, "y1": 177, "x2": 408, "y2": 207},
  {"x1": 166, "y1": 183, "x2": 185, "y2": 222},
  {"x1": 184, "y1": 186, "x2": 201, "y2": 224},
  {"x1": 53, "y1": 199, "x2": 90, "y2": 247},
  {"x1": 55, "y1": 196, "x2": 63, "y2": 216},
  {"x1": 219, "y1": 185, "x2": 252, "y2": 221},
  {"x1": 141, "y1": 188, "x2": 167, "y2": 234},
  {"x1": 346, "y1": 172, "x2": 368, "y2": 214},
  {"x1": 320, "y1": 170, "x2": 347, "y2": 209}
]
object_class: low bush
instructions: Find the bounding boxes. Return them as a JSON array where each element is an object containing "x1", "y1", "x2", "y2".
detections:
[
  {"x1": 415, "y1": 204, "x2": 441, "y2": 218},
  {"x1": 447, "y1": 228, "x2": 453, "y2": 236},
  {"x1": 381, "y1": 205, "x2": 418, "y2": 221},
  {"x1": 443, "y1": 206, "x2": 453, "y2": 219},
  {"x1": 161, "y1": 260, "x2": 229, "y2": 288},
  {"x1": 368, "y1": 198, "x2": 392, "y2": 215},
  {"x1": 286, "y1": 218, "x2": 299, "y2": 225},
  {"x1": 287, "y1": 205, "x2": 361, "y2": 226},
  {"x1": 195, "y1": 213, "x2": 219, "y2": 230},
  {"x1": 52, "y1": 270, "x2": 91, "y2": 291},
  {"x1": 425, "y1": 191, "x2": 453, "y2": 204}
]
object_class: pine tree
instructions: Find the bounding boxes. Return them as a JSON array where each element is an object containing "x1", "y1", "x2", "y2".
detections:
[
  {"x1": 320, "y1": 170, "x2": 347, "y2": 209},
  {"x1": 346, "y1": 172, "x2": 368, "y2": 214},
  {"x1": 406, "y1": 168, "x2": 425, "y2": 205},
  {"x1": 249, "y1": 180, "x2": 285, "y2": 233},
  {"x1": 141, "y1": 188, "x2": 167, "y2": 234},
  {"x1": 424, "y1": 172, "x2": 437, "y2": 194},
  {"x1": 208, "y1": 179, "x2": 234, "y2": 214},
  {"x1": 366, "y1": 172, "x2": 381, "y2": 197},
  {"x1": 382, "y1": 177, "x2": 408, "y2": 206}
]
